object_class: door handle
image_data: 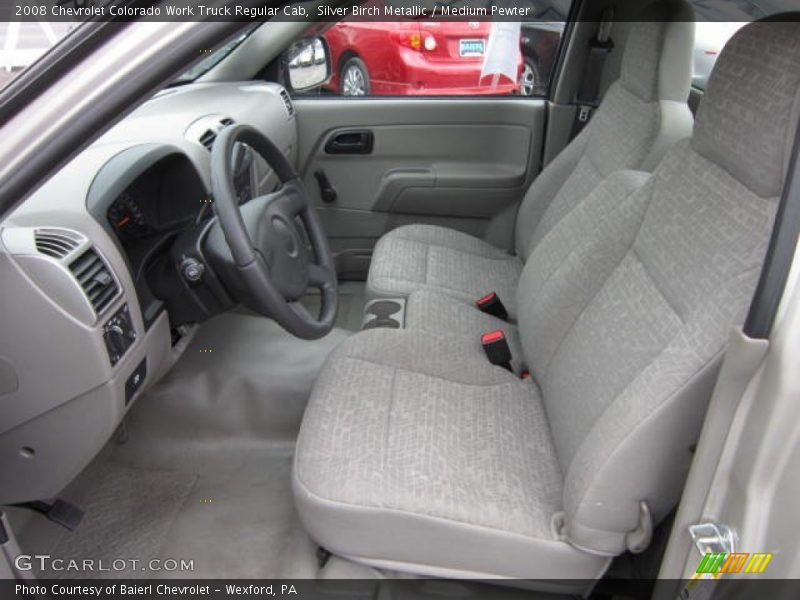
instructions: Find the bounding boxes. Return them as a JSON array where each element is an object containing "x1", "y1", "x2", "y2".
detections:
[{"x1": 325, "y1": 130, "x2": 374, "y2": 154}]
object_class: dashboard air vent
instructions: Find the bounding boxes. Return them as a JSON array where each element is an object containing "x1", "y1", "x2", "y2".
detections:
[
  {"x1": 198, "y1": 130, "x2": 216, "y2": 151},
  {"x1": 279, "y1": 89, "x2": 295, "y2": 118},
  {"x1": 69, "y1": 247, "x2": 119, "y2": 315},
  {"x1": 198, "y1": 117, "x2": 235, "y2": 151},
  {"x1": 34, "y1": 228, "x2": 83, "y2": 259}
]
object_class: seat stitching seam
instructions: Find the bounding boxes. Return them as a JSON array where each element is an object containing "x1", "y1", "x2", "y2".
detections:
[
  {"x1": 529, "y1": 162, "x2": 598, "y2": 251},
  {"x1": 540, "y1": 259, "x2": 617, "y2": 382},
  {"x1": 530, "y1": 153, "x2": 602, "y2": 253},
  {"x1": 563, "y1": 324, "x2": 683, "y2": 470},
  {"x1": 539, "y1": 179, "x2": 657, "y2": 378},
  {"x1": 565, "y1": 264, "x2": 766, "y2": 507},
  {"x1": 566, "y1": 348, "x2": 726, "y2": 519},
  {"x1": 383, "y1": 367, "x2": 397, "y2": 482},
  {"x1": 521, "y1": 126, "x2": 591, "y2": 258},
  {"x1": 528, "y1": 173, "x2": 649, "y2": 296},
  {"x1": 437, "y1": 245, "x2": 510, "y2": 260},
  {"x1": 372, "y1": 279, "x2": 517, "y2": 307},
  {"x1": 423, "y1": 243, "x2": 430, "y2": 284},
  {"x1": 293, "y1": 471, "x2": 559, "y2": 542},
  {"x1": 390, "y1": 233, "x2": 517, "y2": 261},
  {"x1": 341, "y1": 356, "x2": 527, "y2": 390},
  {"x1": 581, "y1": 145, "x2": 605, "y2": 179},
  {"x1": 394, "y1": 231, "x2": 512, "y2": 260},
  {"x1": 424, "y1": 245, "x2": 520, "y2": 262},
  {"x1": 631, "y1": 246, "x2": 684, "y2": 325}
]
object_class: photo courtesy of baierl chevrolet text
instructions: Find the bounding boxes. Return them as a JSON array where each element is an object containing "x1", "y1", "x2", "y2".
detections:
[
  {"x1": 1, "y1": 1, "x2": 800, "y2": 599},
  {"x1": 16, "y1": 583, "x2": 299, "y2": 596}
]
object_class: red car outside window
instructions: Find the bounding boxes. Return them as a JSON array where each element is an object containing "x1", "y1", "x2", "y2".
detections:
[{"x1": 323, "y1": 17, "x2": 522, "y2": 96}]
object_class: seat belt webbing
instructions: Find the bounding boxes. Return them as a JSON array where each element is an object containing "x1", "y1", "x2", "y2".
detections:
[{"x1": 570, "y1": 8, "x2": 615, "y2": 140}]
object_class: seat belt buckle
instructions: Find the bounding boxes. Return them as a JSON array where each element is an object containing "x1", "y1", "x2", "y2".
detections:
[
  {"x1": 476, "y1": 292, "x2": 508, "y2": 320},
  {"x1": 578, "y1": 105, "x2": 593, "y2": 123},
  {"x1": 481, "y1": 329, "x2": 512, "y2": 372}
]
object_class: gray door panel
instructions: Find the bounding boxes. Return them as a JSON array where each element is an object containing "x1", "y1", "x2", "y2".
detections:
[{"x1": 294, "y1": 98, "x2": 546, "y2": 277}]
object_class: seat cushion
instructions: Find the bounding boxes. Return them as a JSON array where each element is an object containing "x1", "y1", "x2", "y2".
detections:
[
  {"x1": 405, "y1": 289, "x2": 525, "y2": 372},
  {"x1": 366, "y1": 224, "x2": 522, "y2": 314},
  {"x1": 293, "y1": 329, "x2": 607, "y2": 586}
]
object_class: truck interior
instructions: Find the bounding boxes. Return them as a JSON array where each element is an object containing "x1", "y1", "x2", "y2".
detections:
[{"x1": 1, "y1": 1, "x2": 799, "y2": 597}]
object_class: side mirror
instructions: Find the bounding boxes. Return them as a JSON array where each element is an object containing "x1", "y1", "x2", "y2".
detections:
[{"x1": 285, "y1": 37, "x2": 330, "y2": 93}]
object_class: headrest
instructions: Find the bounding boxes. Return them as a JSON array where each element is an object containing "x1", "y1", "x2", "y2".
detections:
[
  {"x1": 693, "y1": 20, "x2": 800, "y2": 198},
  {"x1": 619, "y1": 0, "x2": 695, "y2": 103}
]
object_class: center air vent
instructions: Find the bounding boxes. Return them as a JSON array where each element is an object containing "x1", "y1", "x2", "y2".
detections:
[
  {"x1": 69, "y1": 247, "x2": 120, "y2": 315},
  {"x1": 34, "y1": 228, "x2": 83, "y2": 259},
  {"x1": 198, "y1": 117, "x2": 235, "y2": 151},
  {"x1": 279, "y1": 89, "x2": 295, "y2": 118}
]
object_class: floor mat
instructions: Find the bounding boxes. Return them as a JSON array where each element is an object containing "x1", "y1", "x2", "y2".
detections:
[
  {"x1": 119, "y1": 311, "x2": 351, "y2": 456},
  {"x1": 150, "y1": 448, "x2": 312, "y2": 579},
  {"x1": 39, "y1": 462, "x2": 197, "y2": 579},
  {"x1": 16, "y1": 304, "x2": 363, "y2": 581}
]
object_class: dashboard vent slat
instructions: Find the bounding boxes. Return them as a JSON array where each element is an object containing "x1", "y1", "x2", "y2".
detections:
[
  {"x1": 198, "y1": 130, "x2": 217, "y2": 151},
  {"x1": 198, "y1": 117, "x2": 235, "y2": 151},
  {"x1": 34, "y1": 228, "x2": 82, "y2": 259},
  {"x1": 279, "y1": 89, "x2": 294, "y2": 118},
  {"x1": 69, "y1": 247, "x2": 119, "y2": 315}
]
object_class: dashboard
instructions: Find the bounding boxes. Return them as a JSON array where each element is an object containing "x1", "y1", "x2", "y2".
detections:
[{"x1": 0, "y1": 81, "x2": 297, "y2": 504}]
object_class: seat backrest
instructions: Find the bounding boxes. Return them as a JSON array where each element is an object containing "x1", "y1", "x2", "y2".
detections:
[
  {"x1": 514, "y1": 0, "x2": 695, "y2": 259},
  {"x1": 516, "y1": 21, "x2": 800, "y2": 555}
]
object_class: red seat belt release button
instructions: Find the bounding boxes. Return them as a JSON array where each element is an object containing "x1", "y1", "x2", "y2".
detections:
[
  {"x1": 476, "y1": 292, "x2": 508, "y2": 320},
  {"x1": 481, "y1": 329, "x2": 512, "y2": 372}
]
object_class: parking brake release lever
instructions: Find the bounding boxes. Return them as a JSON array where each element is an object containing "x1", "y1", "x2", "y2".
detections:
[{"x1": 314, "y1": 170, "x2": 337, "y2": 203}]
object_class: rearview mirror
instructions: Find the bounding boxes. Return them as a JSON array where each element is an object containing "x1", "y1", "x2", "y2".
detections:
[{"x1": 285, "y1": 37, "x2": 330, "y2": 93}]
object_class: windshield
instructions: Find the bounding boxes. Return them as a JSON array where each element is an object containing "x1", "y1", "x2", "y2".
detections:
[
  {"x1": 0, "y1": 22, "x2": 75, "y2": 91},
  {"x1": 0, "y1": 24, "x2": 253, "y2": 92},
  {"x1": 171, "y1": 31, "x2": 253, "y2": 86}
]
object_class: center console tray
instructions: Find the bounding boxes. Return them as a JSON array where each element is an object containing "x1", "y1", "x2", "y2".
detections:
[{"x1": 362, "y1": 298, "x2": 405, "y2": 330}]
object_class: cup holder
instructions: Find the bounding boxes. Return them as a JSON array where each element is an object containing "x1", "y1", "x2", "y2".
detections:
[
  {"x1": 368, "y1": 300, "x2": 402, "y2": 318},
  {"x1": 363, "y1": 318, "x2": 400, "y2": 330},
  {"x1": 362, "y1": 298, "x2": 405, "y2": 330}
]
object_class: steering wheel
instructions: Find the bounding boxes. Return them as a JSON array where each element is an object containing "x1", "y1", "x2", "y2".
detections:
[{"x1": 209, "y1": 124, "x2": 337, "y2": 339}]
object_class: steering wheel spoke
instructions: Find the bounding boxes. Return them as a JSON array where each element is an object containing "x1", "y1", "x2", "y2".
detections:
[
  {"x1": 277, "y1": 181, "x2": 308, "y2": 216},
  {"x1": 208, "y1": 123, "x2": 338, "y2": 339},
  {"x1": 289, "y1": 300, "x2": 314, "y2": 320},
  {"x1": 308, "y1": 263, "x2": 335, "y2": 289}
]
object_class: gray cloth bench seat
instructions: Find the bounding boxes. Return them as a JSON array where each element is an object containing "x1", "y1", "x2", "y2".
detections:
[{"x1": 294, "y1": 21, "x2": 800, "y2": 591}]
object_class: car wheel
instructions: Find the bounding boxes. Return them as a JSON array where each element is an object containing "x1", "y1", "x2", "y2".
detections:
[
  {"x1": 340, "y1": 57, "x2": 370, "y2": 97},
  {"x1": 519, "y1": 58, "x2": 540, "y2": 97}
]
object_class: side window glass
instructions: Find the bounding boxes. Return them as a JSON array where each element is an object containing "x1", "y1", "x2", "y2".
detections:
[{"x1": 305, "y1": 0, "x2": 570, "y2": 97}]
